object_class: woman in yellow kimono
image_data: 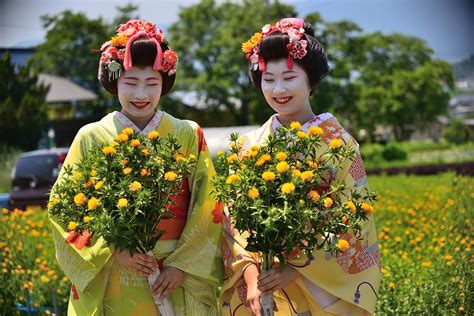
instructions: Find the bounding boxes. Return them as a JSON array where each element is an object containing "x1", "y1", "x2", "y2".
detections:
[
  {"x1": 221, "y1": 18, "x2": 381, "y2": 315},
  {"x1": 49, "y1": 19, "x2": 223, "y2": 315}
]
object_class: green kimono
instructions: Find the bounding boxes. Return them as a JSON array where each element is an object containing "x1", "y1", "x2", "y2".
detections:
[{"x1": 50, "y1": 111, "x2": 223, "y2": 315}]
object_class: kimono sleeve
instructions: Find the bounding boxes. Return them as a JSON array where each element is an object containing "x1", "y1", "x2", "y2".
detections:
[
  {"x1": 164, "y1": 123, "x2": 223, "y2": 287},
  {"x1": 288, "y1": 135, "x2": 381, "y2": 314},
  {"x1": 48, "y1": 127, "x2": 114, "y2": 292}
]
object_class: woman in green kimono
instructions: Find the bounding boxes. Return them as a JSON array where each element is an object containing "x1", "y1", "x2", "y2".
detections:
[
  {"x1": 49, "y1": 19, "x2": 223, "y2": 315},
  {"x1": 221, "y1": 18, "x2": 381, "y2": 315}
]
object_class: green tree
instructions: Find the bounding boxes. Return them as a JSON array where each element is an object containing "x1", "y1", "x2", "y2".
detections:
[
  {"x1": 0, "y1": 53, "x2": 49, "y2": 150},
  {"x1": 28, "y1": 5, "x2": 139, "y2": 116},
  {"x1": 168, "y1": 0, "x2": 296, "y2": 126},
  {"x1": 352, "y1": 33, "x2": 454, "y2": 140}
]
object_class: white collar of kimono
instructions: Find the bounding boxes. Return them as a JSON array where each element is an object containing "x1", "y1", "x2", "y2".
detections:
[
  {"x1": 113, "y1": 111, "x2": 164, "y2": 135},
  {"x1": 271, "y1": 112, "x2": 333, "y2": 133}
]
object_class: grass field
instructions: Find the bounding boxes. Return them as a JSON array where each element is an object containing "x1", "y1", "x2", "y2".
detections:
[{"x1": 0, "y1": 172, "x2": 472, "y2": 315}]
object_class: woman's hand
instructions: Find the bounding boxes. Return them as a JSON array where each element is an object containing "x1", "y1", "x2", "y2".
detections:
[
  {"x1": 150, "y1": 266, "x2": 184, "y2": 299},
  {"x1": 244, "y1": 264, "x2": 262, "y2": 316},
  {"x1": 114, "y1": 249, "x2": 157, "y2": 275},
  {"x1": 258, "y1": 265, "x2": 300, "y2": 294}
]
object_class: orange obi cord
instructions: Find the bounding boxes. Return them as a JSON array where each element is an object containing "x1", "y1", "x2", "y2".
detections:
[{"x1": 156, "y1": 179, "x2": 190, "y2": 241}]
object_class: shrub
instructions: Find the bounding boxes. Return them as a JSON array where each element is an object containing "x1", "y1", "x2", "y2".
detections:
[
  {"x1": 442, "y1": 119, "x2": 472, "y2": 144},
  {"x1": 381, "y1": 143, "x2": 408, "y2": 161}
]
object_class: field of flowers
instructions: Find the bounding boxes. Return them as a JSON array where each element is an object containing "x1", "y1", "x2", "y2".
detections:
[{"x1": 0, "y1": 172, "x2": 472, "y2": 315}]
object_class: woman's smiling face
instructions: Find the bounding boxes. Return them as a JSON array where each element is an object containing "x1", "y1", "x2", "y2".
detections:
[
  {"x1": 260, "y1": 59, "x2": 313, "y2": 125},
  {"x1": 117, "y1": 66, "x2": 163, "y2": 126}
]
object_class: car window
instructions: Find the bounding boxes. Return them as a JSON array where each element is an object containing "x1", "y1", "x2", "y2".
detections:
[{"x1": 15, "y1": 155, "x2": 59, "y2": 178}]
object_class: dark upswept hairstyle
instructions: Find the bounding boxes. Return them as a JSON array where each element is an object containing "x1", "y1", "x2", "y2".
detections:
[
  {"x1": 98, "y1": 37, "x2": 176, "y2": 96},
  {"x1": 249, "y1": 21, "x2": 329, "y2": 95}
]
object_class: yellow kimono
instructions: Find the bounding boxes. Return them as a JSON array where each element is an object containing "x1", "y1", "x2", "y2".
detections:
[
  {"x1": 221, "y1": 113, "x2": 381, "y2": 315},
  {"x1": 49, "y1": 111, "x2": 223, "y2": 315}
]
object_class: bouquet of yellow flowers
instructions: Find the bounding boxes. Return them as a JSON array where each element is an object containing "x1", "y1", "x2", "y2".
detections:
[
  {"x1": 212, "y1": 123, "x2": 375, "y2": 315},
  {"x1": 48, "y1": 128, "x2": 195, "y2": 315}
]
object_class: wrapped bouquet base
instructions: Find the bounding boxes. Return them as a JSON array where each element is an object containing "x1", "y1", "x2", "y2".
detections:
[{"x1": 147, "y1": 252, "x2": 175, "y2": 316}]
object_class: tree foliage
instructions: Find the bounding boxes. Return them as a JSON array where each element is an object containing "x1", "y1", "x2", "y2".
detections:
[
  {"x1": 28, "y1": 6, "x2": 139, "y2": 116},
  {"x1": 168, "y1": 0, "x2": 454, "y2": 139},
  {"x1": 0, "y1": 53, "x2": 49, "y2": 150},
  {"x1": 168, "y1": 0, "x2": 296, "y2": 125}
]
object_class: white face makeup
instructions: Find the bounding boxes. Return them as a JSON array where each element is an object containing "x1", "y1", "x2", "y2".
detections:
[
  {"x1": 117, "y1": 66, "x2": 163, "y2": 129},
  {"x1": 261, "y1": 59, "x2": 314, "y2": 125}
]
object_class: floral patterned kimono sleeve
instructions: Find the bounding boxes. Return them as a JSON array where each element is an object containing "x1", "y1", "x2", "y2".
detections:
[
  {"x1": 48, "y1": 125, "x2": 115, "y2": 294},
  {"x1": 162, "y1": 121, "x2": 223, "y2": 310},
  {"x1": 288, "y1": 125, "x2": 381, "y2": 315}
]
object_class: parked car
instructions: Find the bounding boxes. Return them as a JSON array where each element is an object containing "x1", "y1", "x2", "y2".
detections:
[{"x1": 8, "y1": 148, "x2": 69, "y2": 210}]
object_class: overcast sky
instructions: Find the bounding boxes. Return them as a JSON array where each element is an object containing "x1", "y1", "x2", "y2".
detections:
[{"x1": 0, "y1": 0, "x2": 472, "y2": 62}]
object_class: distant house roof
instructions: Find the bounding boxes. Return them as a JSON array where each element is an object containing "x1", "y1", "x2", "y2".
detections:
[
  {"x1": 38, "y1": 73, "x2": 97, "y2": 103},
  {"x1": 202, "y1": 125, "x2": 259, "y2": 156}
]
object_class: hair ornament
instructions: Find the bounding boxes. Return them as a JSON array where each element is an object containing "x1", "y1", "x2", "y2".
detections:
[
  {"x1": 242, "y1": 18, "x2": 307, "y2": 71},
  {"x1": 99, "y1": 19, "x2": 178, "y2": 78}
]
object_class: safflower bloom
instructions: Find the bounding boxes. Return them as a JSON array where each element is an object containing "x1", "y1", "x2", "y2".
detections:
[
  {"x1": 276, "y1": 151, "x2": 287, "y2": 161},
  {"x1": 227, "y1": 153, "x2": 238, "y2": 163},
  {"x1": 250, "y1": 145, "x2": 260, "y2": 152},
  {"x1": 147, "y1": 130, "x2": 159, "y2": 139},
  {"x1": 74, "y1": 172, "x2": 83, "y2": 180},
  {"x1": 292, "y1": 169, "x2": 302, "y2": 177},
  {"x1": 83, "y1": 216, "x2": 92, "y2": 223},
  {"x1": 141, "y1": 148, "x2": 150, "y2": 156},
  {"x1": 276, "y1": 161, "x2": 290, "y2": 173},
  {"x1": 324, "y1": 197, "x2": 333, "y2": 208},
  {"x1": 74, "y1": 193, "x2": 87, "y2": 206},
  {"x1": 140, "y1": 169, "x2": 150, "y2": 177},
  {"x1": 422, "y1": 261, "x2": 431, "y2": 267},
  {"x1": 117, "y1": 198, "x2": 128, "y2": 208},
  {"x1": 337, "y1": 239, "x2": 350, "y2": 252},
  {"x1": 110, "y1": 141, "x2": 119, "y2": 147},
  {"x1": 130, "y1": 181, "x2": 142, "y2": 192},
  {"x1": 122, "y1": 128, "x2": 134, "y2": 135},
  {"x1": 262, "y1": 171, "x2": 276, "y2": 181},
  {"x1": 164, "y1": 171, "x2": 178, "y2": 181},
  {"x1": 117, "y1": 133, "x2": 129, "y2": 142},
  {"x1": 189, "y1": 154, "x2": 196, "y2": 160},
  {"x1": 281, "y1": 182, "x2": 295, "y2": 194},
  {"x1": 87, "y1": 197, "x2": 100, "y2": 210},
  {"x1": 123, "y1": 167, "x2": 132, "y2": 175},
  {"x1": 67, "y1": 221, "x2": 77, "y2": 231},
  {"x1": 250, "y1": 32, "x2": 263, "y2": 44},
  {"x1": 102, "y1": 146, "x2": 116, "y2": 156},
  {"x1": 290, "y1": 121, "x2": 302, "y2": 130},
  {"x1": 261, "y1": 154, "x2": 271, "y2": 162},
  {"x1": 345, "y1": 201, "x2": 356, "y2": 213},
  {"x1": 361, "y1": 202, "x2": 374, "y2": 215},
  {"x1": 296, "y1": 131, "x2": 308, "y2": 138},
  {"x1": 242, "y1": 41, "x2": 254, "y2": 54},
  {"x1": 90, "y1": 170, "x2": 98, "y2": 177},
  {"x1": 307, "y1": 160, "x2": 318, "y2": 169},
  {"x1": 329, "y1": 138, "x2": 343, "y2": 149},
  {"x1": 248, "y1": 188, "x2": 260, "y2": 199},
  {"x1": 111, "y1": 35, "x2": 128, "y2": 46},
  {"x1": 226, "y1": 174, "x2": 240, "y2": 185},
  {"x1": 94, "y1": 181, "x2": 104, "y2": 190},
  {"x1": 131, "y1": 139, "x2": 141, "y2": 147},
  {"x1": 300, "y1": 171, "x2": 314, "y2": 181},
  {"x1": 308, "y1": 190, "x2": 320, "y2": 202},
  {"x1": 308, "y1": 126, "x2": 323, "y2": 136}
]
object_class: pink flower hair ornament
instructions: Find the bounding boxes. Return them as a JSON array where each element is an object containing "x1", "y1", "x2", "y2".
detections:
[
  {"x1": 99, "y1": 19, "x2": 178, "y2": 80},
  {"x1": 242, "y1": 18, "x2": 307, "y2": 72}
]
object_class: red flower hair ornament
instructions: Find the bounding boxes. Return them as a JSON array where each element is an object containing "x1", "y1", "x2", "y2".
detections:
[
  {"x1": 242, "y1": 18, "x2": 308, "y2": 72},
  {"x1": 100, "y1": 19, "x2": 178, "y2": 80}
]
